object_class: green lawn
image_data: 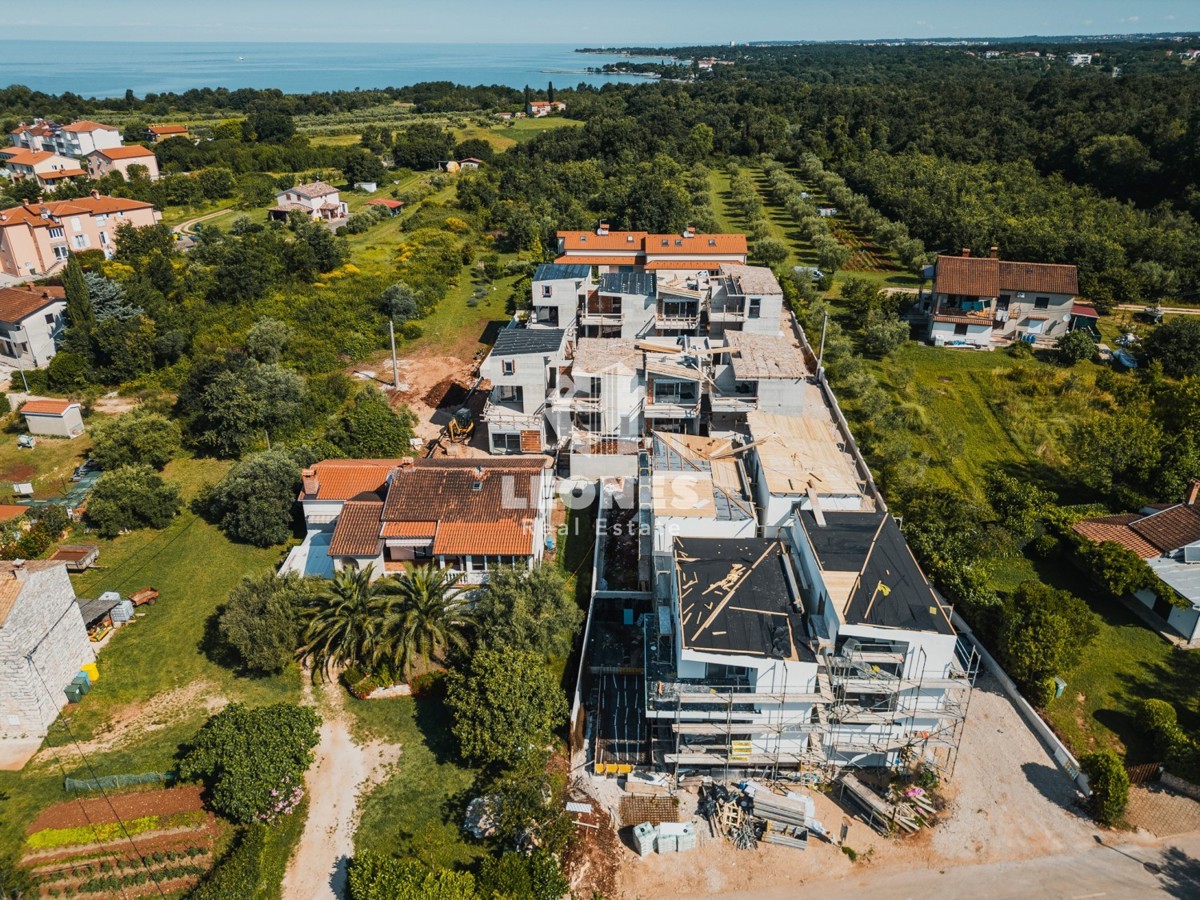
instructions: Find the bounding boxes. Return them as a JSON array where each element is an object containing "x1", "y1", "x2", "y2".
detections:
[
  {"x1": 498, "y1": 117, "x2": 583, "y2": 144},
  {"x1": 0, "y1": 429, "x2": 91, "y2": 503},
  {"x1": 0, "y1": 456, "x2": 297, "y2": 867},
  {"x1": 349, "y1": 695, "x2": 484, "y2": 872}
]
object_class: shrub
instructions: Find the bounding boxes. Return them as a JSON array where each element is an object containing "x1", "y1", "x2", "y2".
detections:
[
  {"x1": 328, "y1": 388, "x2": 416, "y2": 458},
  {"x1": 347, "y1": 852, "x2": 477, "y2": 900},
  {"x1": 203, "y1": 450, "x2": 301, "y2": 547},
  {"x1": 218, "y1": 572, "x2": 314, "y2": 674},
  {"x1": 1080, "y1": 750, "x2": 1130, "y2": 825},
  {"x1": 188, "y1": 825, "x2": 268, "y2": 900},
  {"x1": 85, "y1": 465, "x2": 182, "y2": 538},
  {"x1": 89, "y1": 409, "x2": 182, "y2": 470},
  {"x1": 1056, "y1": 329, "x2": 1096, "y2": 365}
]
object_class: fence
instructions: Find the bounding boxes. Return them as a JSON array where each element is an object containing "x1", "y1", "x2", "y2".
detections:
[{"x1": 65, "y1": 771, "x2": 175, "y2": 792}]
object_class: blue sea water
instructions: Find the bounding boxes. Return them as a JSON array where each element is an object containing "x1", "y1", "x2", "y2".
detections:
[{"x1": 0, "y1": 41, "x2": 662, "y2": 98}]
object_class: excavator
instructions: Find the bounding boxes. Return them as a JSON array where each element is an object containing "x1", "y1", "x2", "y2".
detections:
[{"x1": 447, "y1": 407, "x2": 474, "y2": 443}]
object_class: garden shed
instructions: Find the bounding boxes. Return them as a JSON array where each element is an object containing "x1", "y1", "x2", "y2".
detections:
[{"x1": 20, "y1": 399, "x2": 84, "y2": 439}]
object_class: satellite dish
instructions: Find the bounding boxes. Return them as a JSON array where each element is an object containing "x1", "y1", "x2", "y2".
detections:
[{"x1": 1063, "y1": 312, "x2": 1072, "y2": 321}]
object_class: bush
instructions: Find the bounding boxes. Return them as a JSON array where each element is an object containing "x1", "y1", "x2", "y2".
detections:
[
  {"x1": 89, "y1": 409, "x2": 182, "y2": 470},
  {"x1": 85, "y1": 465, "x2": 182, "y2": 538},
  {"x1": 1080, "y1": 750, "x2": 1130, "y2": 825},
  {"x1": 328, "y1": 388, "x2": 416, "y2": 458},
  {"x1": 347, "y1": 852, "x2": 477, "y2": 900},
  {"x1": 218, "y1": 572, "x2": 314, "y2": 674},
  {"x1": 203, "y1": 450, "x2": 301, "y2": 547},
  {"x1": 1056, "y1": 329, "x2": 1096, "y2": 365},
  {"x1": 477, "y1": 850, "x2": 567, "y2": 900},
  {"x1": 178, "y1": 703, "x2": 320, "y2": 824},
  {"x1": 188, "y1": 825, "x2": 268, "y2": 900},
  {"x1": 1135, "y1": 698, "x2": 1194, "y2": 765},
  {"x1": 47, "y1": 351, "x2": 89, "y2": 392}
]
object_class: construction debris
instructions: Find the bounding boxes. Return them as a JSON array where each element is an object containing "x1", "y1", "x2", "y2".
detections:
[
  {"x1": 618, "y1": 795, "x2": 680, "y2": 828},
  {"x1": 839, "y1": 773, "x2": 935, "y2": 835},
  {"x1": 700, "y1": 781, "x2": 829, "y2": 852}
]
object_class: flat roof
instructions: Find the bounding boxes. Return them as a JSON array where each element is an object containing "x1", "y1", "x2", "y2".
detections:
[
  {"x1": 491, "y1": 326, "x2": 566, "y2": 357},
  {"x1": 746, "y1": 411, "x2": 863, "y2": 498},
  {"x1": 798, "y1": 510, "x2": 955, "y2": 635},
  {"x1": 534, "y1": 263, "x2": 592, "y2": 282},
  {"x1": 573, "y1": 337, "x2": 641, "y2": 376},
  {"x1": 674, "y1": 537, "x2": 811, "y2": 660},
  {"x1": 599, "y1": 271, "x2": 655, "y2": 296},
  {"x1": 724, "y1": 332, "x2": 808, "y2": 380}
]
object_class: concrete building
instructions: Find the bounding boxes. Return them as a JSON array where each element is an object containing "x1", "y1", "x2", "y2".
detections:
[
  {"x1": 531, "y1": 263, "x2": 593, "y2": 330},
  {"x1": 146, "y1": 125, "x2": 189, "y2": 143},
  {"x1": 0, "y1": 560, "x2": 95, "y2": 739},
  {"x1": 478, "y1": 325, "x2": 568, "y2": 455},
  {"x1": 0, "y1": 149, "x2": 87, "y2": 192},
  {"x1": 10, "y1": 120, "x2": 122, "y2": 159},
  {"x1": 21, "y1": 399, "x2": 85, "y2": 438},
  {"x1": 0, "y1": 194, "x2": 161, "y2": 279},
  {"x1": 582, "y1": 271, "x2": 657, "y2": 339},
  {"x1": 85, "y1": 146, "x2": 161, "y2": 182},
  {"x1": 0, "y1": 285, "x2": 66, "y2": 368},
  {"x1": 926, "y1": 249, "x2": 1080, "y2": 348},
  {"x1": 269, "y1": 182, "x2": 349, "y2": 222}
]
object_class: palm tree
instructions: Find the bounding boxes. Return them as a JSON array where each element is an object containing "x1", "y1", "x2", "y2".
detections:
[
  {"x1": 377, "y1": 565, "x2": 474, "y2": 678},
  {"x1": 299, "y1": 565, "x2": 399, "y2": 679}
]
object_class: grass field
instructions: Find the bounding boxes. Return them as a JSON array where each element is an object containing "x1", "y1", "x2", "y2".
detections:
[
  {"x1": 0, "y1": 456, "x2": 296, "y2": 867},
  {"x1": 0, "y1": 429, "x2": 92, "y2": 503}
]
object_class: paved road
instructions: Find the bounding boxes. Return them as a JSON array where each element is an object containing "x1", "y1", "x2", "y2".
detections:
[{"x1": 712, "y1": 833, "x2": 1200, "y2": 900}]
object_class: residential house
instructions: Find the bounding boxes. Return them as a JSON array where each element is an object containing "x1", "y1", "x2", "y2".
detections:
[
  {"x1": 146, "y1": 124, "x2": 190, "y2": 143},
  {"x1": 0, "y1": 194, "x2": 161, "y2": 278},
  {"x1": 364, "y1": 198, "x2": 404, "y2": 217},
  {"x1": 531, "y1": 263, "x2": 594, "y2": 330},
  {"x1": 926, "y1": 248, "x2": 1079, "y2": 348},
  {"x1": 1073, "y1": 484, "x2": 1200, "y2": 645},
  {"x1": 10, "y1": 120, "x2": 122, "y2": 159},
  {"x1": 459, "y1": 158, "x2": 485, "y2": 170},
  {"x1": 582, "y1": 271, "x2": 656, "y2": 339},
  {"x1": 21, "y1": 399, "x2": 84, "y2": 439},
  {"x1": 708, "y1": 333, "x2": 812, "y2": 430},
  {"x1": 556, "y1": 338, "x2": 646, "y2": 475},
  {"x1": 709, "y1": 263, "x2": 784, "y2": 336},
  {"x1": 296, "y1": 458, "x2": 402, "y2": 529},
  {"x1": 269, "y1": 182, "x2": 348, "y2": 222},
  {"x1": 478, "y1": 325, "x2": 569, "y2": 454},
  {"x1": 320, "y1": 457, "x2": 554, "y2": 583},
  {"x1": 1, "y1": 149, "x2": 87, "y2": 192},
  {"x1": 0, "y1": 560, "x2": 95, "y2": 740},
  {"x1": 0, "y1": 285, "x2": 66, "y2": 368},
  {"x1": 85, "y1": 146, "x2": 161, "y2": 182},
  {"x1": 525, "y1": 100, "x2": 564, "y2": 117},
  {"x1": 1067, "y1": 53, "x2": 1094, "y2": 66},
  {"x1": 556, "y1": 228, "x2": 648, "y2": 272}
]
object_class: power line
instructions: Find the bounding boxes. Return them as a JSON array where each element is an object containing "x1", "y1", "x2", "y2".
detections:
[{"x1": 26, "y1": 656, "x2": 168, "y2": 899}]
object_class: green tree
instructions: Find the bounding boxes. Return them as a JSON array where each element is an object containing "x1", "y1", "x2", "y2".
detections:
[
  {"x1": 1056, "y1": 329, "x2": 1096, "y2": 365},
  {"x1": 1080, "y1": 750, "x2": 1129, "y2": 826},
  {"x1": 246, "y1": 318, "x2": 293, "y2": 364},
  {"x1": 341, "y1": 148, "x2": 386, "y2": 186},
  {"x1": 1144, "y1": 318, "x2": 1200, "y2": 379},
  {"x1": 347, "y1": 854, "x2": 477, "y2": 900},
  {"x1": 92, "y1": 313, "x2": 157, "y2": 383},
  {"x1": 89, "y1": 409, "x2": 181, "y2": 470},
  {"x1": 204, "y1": 450, "x2": 301, "y2": 547},
  {"x1": 46, "y1": 350, "x2": 88, "y2": 391},
  {"x1": 328, "y1": 388, "x2": 416, "y2": 458},
  {"x1": 477, "y1": 850, "x2": 568, "y2": 900},
  {"x1": 998, "y1": 581, "x2": 1097, "y2": 706},
  {"x1": 1077, "y1": 540, "x2": 1157, "y2": 598},
  {"x1": 472, "y1": 565, "x2": 582, "y2": 658},
  {"x1": 445, "y1": 649, "x2": 567, "y2": 767},
  {"x1": 378, "y1": 565, "x2": 473, "y2": 678},
  {"x1": 392, "y1": 124, "x2": 455, "y2": 170},
  {"x1": 85, "y1": 465, "x2": 181, "y2": 538},
  {"x1": 862, "y1": 316, "x2": 909, "y2": 356},
  {"x1": 1071, "y1": 410, "x2": 1163, "y2": 495},
  {"x1": 184, "y1": 359, "x2": 306, "y2": 458},
  {"x1": 452, "y1": 138, "x2": 495, "y2": 163},
  {"x1": 300, "y1": 567, "x2": 397, "y2": 678},
  {"x1": 754, "y1": 236, "x2": 789, "y2": 266},
  {"x1": 381, "y1": 282, "x2": 421, "y2": 322},
  {"x1": 62, "y1": 254, "x2": 93, "y2": 332},
  {"x1": 178, "y1": 703, "x2": 320, "y2": 824},
  {"x1": 219, "y1": 572, "x2": 314, "y2": 674},
  {"x1": 984, "y1": 471, "x2": 1055, "y2": 542},
  {"x1": 247, "y1": 107, "x2": 296, "y2": 143}
]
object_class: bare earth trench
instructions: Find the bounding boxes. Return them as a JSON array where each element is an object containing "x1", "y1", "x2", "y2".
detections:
[{"x1": 281, "y1": 678, "x2": 400, "y2": 900}]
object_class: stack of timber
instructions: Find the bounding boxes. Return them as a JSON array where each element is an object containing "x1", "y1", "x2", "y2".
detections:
[{"x1": 840, "y1": 774, "x2": 923, "y2": 835}]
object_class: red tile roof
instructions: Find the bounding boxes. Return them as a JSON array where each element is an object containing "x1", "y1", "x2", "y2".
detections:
[
  {"x1": 0, "y1": 504, "x2": 28, "y2": 523},
  {"x1": 559, "y1": 231, "x2": 648, "y2": 252},
  {"x1": 62, "y1": 120, "x2": 118, "y2": 133},
  {"x1": 1072, "y1": 304, "x2": 1100, "y2": 319},
  {"x1": 554, "y1": 254, "x2": 638, "y2": 266},
  {"x1": 21, "y1": 398, "x2": 76, "y2": 416},
  {"x1": 0, "y1": 196, "x2": 156, "y2": 229},
  {"x1": 0, "y1": 285, "x2": 64, "y2": 323},
  {"x1": 149, "y1": 125, "x2": 188, "y2": 135},
  {"x1": 645, "y1": 233, "x2": 748, "y2": 256},
  {"x1": 1072, "y1": 518, "x2": 1159, "y2": 558},
  {"x1": 40, "y1": 168, "x2": 87, "y2": 180},
  {"x1": 93, "y1": 146, "x2": 157, "y2": 160},
  {"x1": 299, "y1": 459, "x2": 401, "y2": 501},
  {"x1": 328, "y1": 500, "x2": 384, "y2": 557},
  {"x1": 1074, "y1": 504, "x2": 1200, "y2": 557},
  {"x1": 3, "y1": 149, "x2": 58, "y2": 167},
  {"x1": 935, "y1": 254, "x2": 1079, "y2": 297},
  {"x1": 365, "y1": 198, "x2": 405, "y2": 209},
  {"x1": 381, "y1": 520, "x2": 437, "y2": 539},
  {"x1": 434, "y1": 522, "x2": 533, "y2": 556}
]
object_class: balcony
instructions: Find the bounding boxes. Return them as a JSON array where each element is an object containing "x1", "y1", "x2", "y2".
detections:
[{"x1": 481, "y1": 396, "x2": 544, "y2": 428}]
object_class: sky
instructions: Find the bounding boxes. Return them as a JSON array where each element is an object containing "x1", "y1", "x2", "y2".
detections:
[{"x1": 2, "y1": 0, "x2": 1196, "y2": 44}]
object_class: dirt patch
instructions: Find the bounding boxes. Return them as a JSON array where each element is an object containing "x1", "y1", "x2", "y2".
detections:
[
  {"x1": 29, "y1": 785, "x2": 204, "y2": 833},
  {"x1": 352, "y1": 353, "x2": 481, "y2": 443},
  {"x1": 0, "y1": 462, "x2": 36, "y2": 481},
  {"x1": 32, "y1": 681, "x2": 229, "y2": 769},
  {"x1": 91, "y1": 392, "x2": 140, "y2": 415}
]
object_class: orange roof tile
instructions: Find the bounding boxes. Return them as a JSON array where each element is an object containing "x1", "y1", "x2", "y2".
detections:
[
  {"x1": 0, "y1": 196, "x2": 156, "y2": 229},
  {"x1": 558, "y1": 230, "x2": 648, "y2": 252},
  {"x1": 21, "y1": 398, "x2": 76, "y2": 416},
  {"x1": 645, "y1": 233, "x2": 748, "y2": 256},
  {"x1": 1072, "y1": 519, "x2": 1158, "y2": 558},
  {"x1": 3, "y1": 149, "x2": 58, "y2": 167},
  {"x1": 0, "y1": 285, "x2": 64, "y2": 323},
  {"x1": 936, "y1": 254, "x2": 1079, "y2": 297},
  {"x1": 381, "y1": 520, "x2": 437, "y2": 539},
  {"x1": 149, "y1": 125, "x2": 188, "y2": 134},
  {"x1": 94, "y1": 146, "x2": 156, "y2": 160},
  {"x1": 300, "y1": 459, "x2": 401, "y2": 501},
  {"x1": 553, "y1": 254, "x2": 638, "y2": 266},
  {"x1": 432, "y1": 522, "x2": 533, "y2": 556},
  {"x1": 0, "y1": 504, "x2": 28, "y2": 523},
  {"x1": 40, "y1": 168, "x2": 86, "y2": 180},
  {"x1": 328, "y1": 500, "x2": 384, "y2": 557},
  {"x1": 62, "y1": 120, "x2": 118, "y2": 133}
]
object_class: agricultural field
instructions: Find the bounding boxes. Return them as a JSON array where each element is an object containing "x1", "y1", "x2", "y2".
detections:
[{"x1": 18, "y1": 786, "x2": 221, "y2": 898}]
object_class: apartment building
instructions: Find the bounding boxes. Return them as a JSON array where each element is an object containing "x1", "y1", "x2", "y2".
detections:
[
  {"x1": 85, "y1": 146, "x2": 161, "y2": 182},
  {"x1": 10, "y1": 120, "x2": 123, "y2": 159},
  {"x1": 0, "y1": 285, "x2": 66, "y2": 368},
  {"x1": 478, "y1": 326, "x2": 569, "y2": 455},
  {"x1": 0, "y1": 149, "x2": 86, "y2": 192},
  {"x1": 0, "y1": 194, "x2": 161, "y2": 279}
]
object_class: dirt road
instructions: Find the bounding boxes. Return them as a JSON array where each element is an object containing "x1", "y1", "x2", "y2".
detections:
[
  {"x1": 281, "y1": 678, "x2": 399, "y2": 899},
  {"x1": 173, "y1": 207, "x2": 233, "y2": 236}
]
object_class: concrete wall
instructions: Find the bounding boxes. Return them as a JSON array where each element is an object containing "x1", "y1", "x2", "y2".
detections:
[
  {"x1": 570, "y1": 452, "x2": 638, "y2": 480},
  {"x1": 0, "y1": 301, "x2": 65, "y2": 367},
  {"x1": 0, "y1": 564, "x2": 93, "y2": 738},
  {"x1": 930, "y1": 320, "x2": 992, "y2": 348}
]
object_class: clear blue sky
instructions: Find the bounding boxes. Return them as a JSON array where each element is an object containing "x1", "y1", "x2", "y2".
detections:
[{"x1": 4, "y1": 0, "x2": 1196, "y2": 44}]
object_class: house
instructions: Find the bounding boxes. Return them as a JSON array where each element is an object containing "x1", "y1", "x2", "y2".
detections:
[
  {"x1": 21, "y1": 399, "x2": 85, "y2": 439},
  {"x1": 479, "y1": 325, "x2": 569, "y2": 454},
  {"x1": 527, "y1": 101, "x2": 552, "y2": 117},
  {"x1": 85, "y1": 146, "x2": 160, "y2": 182},
  {"x1": 11, "y1": 120, "x2": 122, "y2": 159},
  {"x1": 364, "y1": 198, "x2": 404, "y2": 216},
  {"x1": 317, "y1": 456, "x2": 554, "y2": 583},
  {"x1": 0, "y1": 560, "x2": 95, "y2": 740},
  {"x1": 354, "y1": 181, "x2": 378, "y2": 192},
  {"x1": 269, "y1": 182, "x2": 348, "y2": 222},
  {"x1": 581, "y1": 271, "x2": 656, "y2": 338},
  {"x1": 555, "y1": 228, "x2": 749, "y2": 275},
  {"x1": 709, "y1": 263, "x2": 784, "y2": 336},
  {"x1": 1073, "y1": 483, "x2": 1200, "y2": 645},
  {"x1": 926, "y1": 248, "x2": 1079, "y2": 348},
  {"x1": 708, "y1": 333, "x2": 813, "y2": 430},
  {"x1": 0, "y1": 149, "x2": 87, "y2": 192},
  {"x1": 146, "y1": 124, "x2": 189, "y2": 143},
  {"x1": 458, "y1": 158, "x2": 485, "y2": 170},
  {"x1": 1067, "y1": 53, "x2": 1094, "y2": 66},
  {"x1": 556, "y1": 338, "x2": 646, "y2": 474},
  {"x1": 532, "y1": 263, "x2": 594, "y2": 330},
  {"x1": 296, "y1": 458, "x2": 402, "y2": 529},
  {"x1": 0, "y1": 194, "x2": 161, "y2": 278},
  {"x1": 0, "y1": 285, "x2": 66, "y2": 368}
]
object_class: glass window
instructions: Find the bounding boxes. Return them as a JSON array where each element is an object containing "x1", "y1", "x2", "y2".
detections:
[
  {"x1": 748, "y1": 297, "x2": 761, "y2": 319},
  {"x1": 954, "y1": 323, "x2": 969, "y2": 336},
  {"x1": 1034, "y1": 296, "x2": 1050, "y2": 310},
  {"x1": 502, "y1": 359, "x2": 515, "y2": 376},
  {"x1": 541, "y1": 284, "x2": 553, "y2": 298}
]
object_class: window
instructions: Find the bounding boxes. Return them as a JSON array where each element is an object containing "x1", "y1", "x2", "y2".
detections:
[
  {"x1": 748, "y1": 297, "x2": 761, "y2": 319},
  {"x1": 541, "y1": 284, "x2": 553, "y2": 298},
  {"x1": 48, "y1": 227, "x2": 64, "y2": 239},
  {"x1": 72, "y1": 234, "x2": 89, "y2": 249},
  {"x1": 997, "y1": 294, "x2": 1011, "y2": 311},
  {"x1": 45, "y1": 313, "x2": 55, "y2": 325},
  {"x1": 53, "y1": 246, "x2": 69, "y2": 260},
  {"x1": 498, "y1": 385, "x2": 521, "y2": 403},
  {"x1": 1034, "y1": 296, "x2": 1050, "y2": 310},
  {"x1": 70, "y1": 217, "x2": 82, "y2": 232},
  {"x1": 954, "y1": 323, "x2": 969, "y2": 336},
  {"x1": 610, "y1": 297, "x2": 622, "y2": 314},
  {"x1": 502, "y1": 359, "x2": 515, "y2": 376},
  {"x1": 494, "y1": 432, "x2": 522, "y2": 453}
]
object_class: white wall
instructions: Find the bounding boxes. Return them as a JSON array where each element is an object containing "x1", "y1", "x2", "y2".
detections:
[{"x1": 930, "y1": 320, "x2": 992, "y2": 348}]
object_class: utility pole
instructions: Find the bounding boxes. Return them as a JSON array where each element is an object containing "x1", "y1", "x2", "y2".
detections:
[{"x1": 389, "y1": 319, "x2": 400, "y2": 390}]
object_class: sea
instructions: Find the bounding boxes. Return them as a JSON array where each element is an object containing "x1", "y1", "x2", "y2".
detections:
[{"x1": 0, "y1": 41, "x2": 663, "y2": 99}]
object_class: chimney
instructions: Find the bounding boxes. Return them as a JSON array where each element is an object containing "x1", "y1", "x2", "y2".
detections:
[
  {"x1": 596, "y1": 222, "x2": 609, "y2": 236},
  {"x1": 11, "y1": 560, "x2": 27, "y2": 581},
  {"x1": 301, "y1": 467, "x2": 319, "y2": 497},
  {"x1": 989, "y1": 246, "x2": 999, "y2": 259},
  {"x1": 22, "y1": 198, "x2": 31, "y2": 208},
  {"x1": 398, "y1": 457, "x2": 415, "y2": 470},
  {"x1": 683, "y1": 225, "x2": 695, "y2": 238},
  {"x1": 961, "y1": 248, "x2": 971, "y2": 258},
  {"x1": 1187, "y1": 479, "x2": 1200, "y2": 507},
  {"x1": 90, "y1": 189, "x2": 100, "y2": 200}
]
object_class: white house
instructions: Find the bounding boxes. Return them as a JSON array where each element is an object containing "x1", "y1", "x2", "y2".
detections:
[
  {"x1": 0, "y1": 561, "x2": 94, "y2": 740},
  {"x1": 269, "y1": 182, "x2": 349, "y2": 222},
  {"x1": 478, "y1": 324, "x2": 569, "y2": 454},
  {"x1": 709, "y1": 263, "x2": 785, "y2": 336},
  {"x1": 0, "y1": 285, "x2": 66, "y2": 369},
  {"x1": 21, "y1": 399, "x2": 84, "y2": 439},
  {"x1": 531, "y1": 263, "x2": 594, "y2": 330}
]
